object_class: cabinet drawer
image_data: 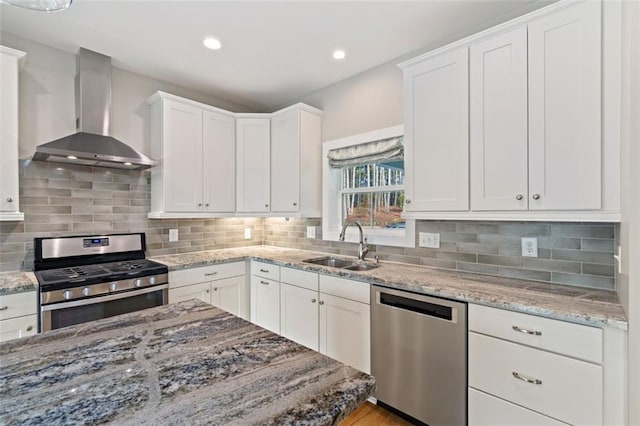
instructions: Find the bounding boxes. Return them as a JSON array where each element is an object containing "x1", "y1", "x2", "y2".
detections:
[
  {"x1": 469, "y1": 332, "x2": 602, "y2": 425},
  {"x1": 469, "y1": 303, "x2": 602, "y2": 363},
  {"x1": 168, "y1": 282, "x2": 211, "y2": 305},
  {"x1": 281, "y1": 267, "x2": 318, "y2": 291},
  {"x1": 469, "y1": 388, "x2": 566, "y2": 426},
  {"x1": 250, "y1": 261, "x2": 280, "y2": 281},
  {"x1": 0, "y1": 314, "x2": 38, "y2": 342},
  {"x1": 169, "y1": 262, "x2": 246, "y2": 288},
  {"x1": 319, "y1": 275, "x2": 369, "y2": 304},
  {"x1": 0, "y1": 291, "x2": 37, "y2": 321}
]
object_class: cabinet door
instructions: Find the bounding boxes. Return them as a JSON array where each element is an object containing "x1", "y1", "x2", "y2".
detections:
[
  {"x1": 0, "y1": 315, "x2": 38, "y2": 343},
  {"x1": 203, "y1": 110, "x2": 235, "y2": 213},
  {"x1": 528, "y1": 2, "x2": 601, "y2": 210},
  {"x1": 470, "y1": 28, "x2": 529, "y2": 211},
  {"x1": 236, "y1": 118, "x2": 271, "y2": 213},
  {"x1": 162, "y1": 99, "x2": 204, "y2": 212},
  {"x1": 280, "y1": 283, "x2": 319, "y2": 351},
  {"x1": 168, "y1": 282, "x2": 211, "y2": 304},
  {"x1": 319, "y1": 293, "x2": 370, "y2": 373},
  {"x1": 250, "y1": 276, "x2": 280, "y2": 334},
  {"x1": 469, "y1": 388, "x2": 565, "y2": 426},
  {"x1": 403, "y1": 47, "x2": 469, "y2": 211},
  {"x1": 211, "y1": 276, "x2": 247, "y2": 319},
  {"x1": 270, "y1": 109, "x2": 300, "y2": 213},
  {"x1": 0, "y1": 49, "x2": 22, "y2": 214}
]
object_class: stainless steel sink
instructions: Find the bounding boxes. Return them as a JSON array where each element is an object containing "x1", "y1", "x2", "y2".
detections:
[{"x1": 302, "y1": 256, "x2": 380, "y2": 271}]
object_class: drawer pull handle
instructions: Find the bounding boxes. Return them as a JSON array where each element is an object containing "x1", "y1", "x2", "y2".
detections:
[
  {"x1": 0, "y1": 306, "x2": 8, "y2": 311},
  {"x1": 512, "y1": 325, "x2": 542, "y2": 336},
  {"x1": 259, "y1": 269, "x2": 269, "y2": 273},
  {"x1": 512, "y1": 371, "x2": 542, "y2": 385},
  {"x1": 204, "y1": 272, "x2": 218, "y2": 276},
  {"x1": 260, "y1": 280, "x2": 269, "y2": 285}
]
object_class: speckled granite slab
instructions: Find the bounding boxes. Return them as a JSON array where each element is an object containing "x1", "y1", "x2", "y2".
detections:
[
  {"x1": 0, "y1": 271, "x2": 38, "y2": 295},
  {"x1": 0, "y1": 299, "x2": 375, "y2": 425},
  {"x1": 152, "y1": 246, "x2": 628, "y2": 330}
]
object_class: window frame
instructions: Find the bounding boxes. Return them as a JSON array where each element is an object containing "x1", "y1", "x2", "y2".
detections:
[{"x1": 322, "y1": 125, "x2": 415, "y2": 248}]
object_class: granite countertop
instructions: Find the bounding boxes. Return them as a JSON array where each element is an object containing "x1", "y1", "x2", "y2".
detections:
[
  {"x1": 0, "y1": 271, "x2": 38, "y2": 295},
  {"x1": 152, "y1": 246, "x2": 628, "y2": 330},
  {"x1": 0, "y1": 299, "x2": 375, "y2": 425}
]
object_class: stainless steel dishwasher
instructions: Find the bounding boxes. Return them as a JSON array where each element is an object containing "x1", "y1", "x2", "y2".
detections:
[{"x1": 371, "y1": 285, "x2": 467, "y2": 426}]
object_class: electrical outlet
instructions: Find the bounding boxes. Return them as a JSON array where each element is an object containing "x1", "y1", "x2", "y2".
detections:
[
  {"x1": 521, "y1": 237, "x2": 538, "y2": 257},
  {"x1": 168, "y1": 229, "x2": 179, "y2": 242},
  {"x1": 419, "y1": 232, "x2": 440, "y2": 248},
  {"x1": 244, "y1": 228, "x2": 252, "y2": 239},
  {"x1": 306, "y1": 226, "x2": 316, "y2": 239}
]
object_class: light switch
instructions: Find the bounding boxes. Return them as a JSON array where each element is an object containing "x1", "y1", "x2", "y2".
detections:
[{"x1": 419, "y1": 232, "x2": 440, "y2": 248}]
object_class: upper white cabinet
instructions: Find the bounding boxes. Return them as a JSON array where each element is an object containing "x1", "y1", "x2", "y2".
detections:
[
  {"x1": 236, "y1": 116, "x2": 271, "y2": 214},
  {"x1": 270, "y1": 105, "x2": 323, "y2": 217},
  {"x1": 527, "y1": 1, "x2": 602, "y2": 210},
  {"x1": 0, "y1": 46, "x2": 26, "y2": 221},
  {"x1": 401, "y1": 0, "x2": 620, "y2": 221},
  {"x1": 470, "y1": 28, "x2": 529, "y2": 211},
  {"x1": 147, "y1": 92, "x2": 236, "y2": 218},
  {"x1": 401, "y1": 47, "x2": 469, "y2": 212}
]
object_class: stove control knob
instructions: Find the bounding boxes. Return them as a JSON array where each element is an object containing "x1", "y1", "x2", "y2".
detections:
[
  {"x1": 62, "y1": 290, "x2": 73, "y2": 300},
  {"x1": 134, "y1": 279, "x2": 143, "y2": 288},
  {"x1": 81, "y1": 287, "x2": 90, "y2": 297},
  {"x1": 110, "y1": 282, "x2": 118, "y2": 292},
  {"x1": 148, "y1": 276, "x2": 156, "y2": 285}
]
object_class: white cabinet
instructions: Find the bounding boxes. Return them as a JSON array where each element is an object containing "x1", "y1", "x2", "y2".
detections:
[
  {"x1": 468, "y1": 303, "x2": 626, "y2": 426},
  {"x1": 147, "y1": 92, "x2": 236, "y2": 218},
  {"x1": 528, "y1": 1, "x2": 602, "y2": 210},
  {"x1": 0, "y1": 290, "x2": 38, "y2": 342},
  {"x1": 270, "y1": 105, "x2": 323, "y2": 217},
  {"x1": 400, "y1": 46, "x2": 469, "y2": 212},
  {"x1": 236, "y1": 117, "x2": 271, "y2": 214},
  {"x1": 169, "y1": 262, "x2": 247, "y2": 319},
  {"x1": 470, "y1": 28, "x2": 529, "y2": 211},
  {"x1": 0, "y1": 46, "x2": 26, "y2": 221},
  {"x1": 280, "y1": 283, "x2": 319, "y2": 351},
  {"x1": 250, "y1": 261, "x2": 280, "y2": 333}
]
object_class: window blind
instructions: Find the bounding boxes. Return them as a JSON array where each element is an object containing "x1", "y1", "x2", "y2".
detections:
[{"x1": 327, "y1": 136, "x2": 403, "y2": 168}]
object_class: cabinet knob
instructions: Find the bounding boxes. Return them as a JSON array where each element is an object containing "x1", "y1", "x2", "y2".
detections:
[
  {"x1": 213, "y1": 287, "x2": 218, "y2": 292},
  {"x1": 206, "y1": 289, "x2": 210, "y2": 293},
  {"x1": 0, "y1": 306, "x2": 8, "y2": 311},
  {"x1": 265, "y1": 204, "x2": 269, "y2": 208},
  {"x1": 6, "y1": 197, "x2": 13, "y2": 203},
  {"x1": 205, "y1": 203, "x2": 210, "y2": 207},
  {"x1": 198, "y1": 203, "x2": 202, "y2": 207},
  {"x1": 532, "y1": 194, "x2": 541, "y2": 200},
  {"x1": 311, "y1": 298, "x2": 316, "y2": 303},
  {"x1": 293, "y1": 202, "x2": 297, "y2": 206},
  {"x1": 319, "y1": 300, "x2": 325, "y2": 305},
  {"x1": 405, "y1": 199, "x2": 411, "y2": 204},
  {"x1": 26, "y1": 325, "x2": 33, "y2": 331},
  {"x1": 516, "y1": 194, "x2": 523, "y2": 201}
]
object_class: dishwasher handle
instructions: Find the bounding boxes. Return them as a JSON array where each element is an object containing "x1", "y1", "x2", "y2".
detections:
[{"x1": 379, "y1": 291, "x2": 456, "y2": 321}]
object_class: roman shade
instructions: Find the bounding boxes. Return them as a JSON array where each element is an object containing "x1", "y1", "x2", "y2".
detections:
[{"x1": 327, "y1": 136, "x2": 403, "y2": 168}]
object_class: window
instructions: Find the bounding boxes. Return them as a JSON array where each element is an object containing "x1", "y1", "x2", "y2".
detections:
[{"x1": 322, "y1": 125, "x2": 415, "y2": 248}]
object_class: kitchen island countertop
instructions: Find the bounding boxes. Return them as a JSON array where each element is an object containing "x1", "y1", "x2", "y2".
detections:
[{"x1": 0, "y1": 299, "x2": 375, "y2": 425}]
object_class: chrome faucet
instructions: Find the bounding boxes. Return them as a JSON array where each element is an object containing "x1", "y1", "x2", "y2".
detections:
[{"x1": 339, "y1": 221, "x2": 369, "y2": 261}]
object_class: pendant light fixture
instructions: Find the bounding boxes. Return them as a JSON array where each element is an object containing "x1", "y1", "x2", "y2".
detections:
[{"x1": 1, "y1": 0, "x2": 72, "y2": 12}]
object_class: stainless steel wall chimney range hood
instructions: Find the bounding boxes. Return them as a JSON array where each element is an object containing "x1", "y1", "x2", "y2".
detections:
[{"x1": 32, "y1": 48, "x2": 157, "y2": 170}]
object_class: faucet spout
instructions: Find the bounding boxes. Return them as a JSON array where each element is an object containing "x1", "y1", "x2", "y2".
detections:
[{"x1": 339, "y1": 221, "x2": 369, "y2": 261}]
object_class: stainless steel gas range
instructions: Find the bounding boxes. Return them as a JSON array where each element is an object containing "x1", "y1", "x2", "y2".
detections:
[{"x1": 34, "y1": 233, "x2": 169, "y2": 332}]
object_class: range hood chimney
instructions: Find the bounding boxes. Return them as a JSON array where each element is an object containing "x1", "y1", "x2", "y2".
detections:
[{"x1": 32, "y1": 48, "x2": 157, "y2": 170}]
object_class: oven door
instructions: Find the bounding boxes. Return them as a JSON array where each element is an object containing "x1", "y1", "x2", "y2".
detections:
[{"x1": 41, "y1": 284, "x2": 168, "y2": 332}]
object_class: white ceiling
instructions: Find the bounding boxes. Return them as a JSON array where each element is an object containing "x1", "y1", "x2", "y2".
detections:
[{"x1": 1, "y1": 0, "x2": 553, "y2": 111}]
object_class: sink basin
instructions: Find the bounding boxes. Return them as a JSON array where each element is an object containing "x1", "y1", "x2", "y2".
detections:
[
  {"x1": 302, "y1": 256, "x2": 380, "y2": 271},
  {"x1": 303, "y1": 256, "x2": 354, "y2": 268}
]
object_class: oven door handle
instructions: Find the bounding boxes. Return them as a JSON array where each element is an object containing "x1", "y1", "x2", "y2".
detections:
[{"x1": 41, "y1": 284, "x2": 169, "y2": 311}]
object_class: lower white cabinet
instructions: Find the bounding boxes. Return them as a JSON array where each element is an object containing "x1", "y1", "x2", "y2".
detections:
[
  {"x1": 468, "y1": 303, "x2": 626, "y2": 426},
  {"x1": 0, "y1": 290, "x2": 38, "y2": 342},
  {"x1": 280, "y1": 283, "x2": 319, "y2": 350},
  {"x1": 169, "y1": 262, "x2": 248, "y2": 319},
  {"x1": 251, "y1": 276, "x2": 280, "y2": 334}
]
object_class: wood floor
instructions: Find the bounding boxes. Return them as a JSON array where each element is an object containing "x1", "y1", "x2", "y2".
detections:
[{"x1": 340, "y1": 402, "x2": 414, "y2": 426}]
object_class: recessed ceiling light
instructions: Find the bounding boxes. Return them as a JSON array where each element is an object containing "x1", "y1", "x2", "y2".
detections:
[
  {"x1": 124, "y1": 162, "x2": 132, "y2": 166},
  {"x1": 333, "y1": 50, "x2": 346, "y2": 60},
  {"x1": 66, "y1": 155, "x2": 77, "y2": 160},
  {"x1": 203, "y1": 37, "x2": 222, "y2": 50}
]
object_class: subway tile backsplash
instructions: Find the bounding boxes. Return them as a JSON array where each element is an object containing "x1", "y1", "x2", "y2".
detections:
[
  {"x1": 264, "y1": 218, "x2": 617, "y2": 291},
  {"x1": 1, "y1": 161, "x2": 617, "y2": 291}
]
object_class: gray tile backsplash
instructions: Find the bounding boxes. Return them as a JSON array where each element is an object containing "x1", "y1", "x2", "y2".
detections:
[
  {"x1": 0, "y1": 161, "x2": 262, "y2": 271},
  {"x1": 1, "y1": 161, "x2": 617, "y2": 291},
  {"x1": 263, "y1": 218, "x2": 617, "y2": 291}
]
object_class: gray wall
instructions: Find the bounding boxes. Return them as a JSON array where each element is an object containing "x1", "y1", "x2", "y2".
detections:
[{"x1": 0, "y1": 32, "x2": 256, "y2": 160}]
